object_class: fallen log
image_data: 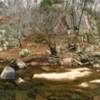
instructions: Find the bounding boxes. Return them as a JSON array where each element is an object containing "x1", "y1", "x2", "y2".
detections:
[{"x1": 73, "y1": 59, "x2": 83, "y2": 65}]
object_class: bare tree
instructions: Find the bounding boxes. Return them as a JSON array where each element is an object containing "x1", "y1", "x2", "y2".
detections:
[
  {"x1": 55, "y1": 0, "x2": 93, "y2": 34},
  {"x1": 32, "y1": 8, "x2": 60, "y2": 56}
]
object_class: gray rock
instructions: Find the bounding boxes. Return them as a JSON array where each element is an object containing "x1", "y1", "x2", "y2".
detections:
[
  {"x1": 0, "y1": 66, "x2": 15, "y2": 79},
  {"x1": 16, "y1": 59, "x2": 26, "y2": 69}
]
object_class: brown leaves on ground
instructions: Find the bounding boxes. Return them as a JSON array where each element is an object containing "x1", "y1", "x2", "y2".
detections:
[{"x1": 0, "y1": 40, "x2": 48, "y2": 64}]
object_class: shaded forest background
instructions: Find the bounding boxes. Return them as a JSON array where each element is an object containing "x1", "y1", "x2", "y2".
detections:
[{"x1": 0, "y1": 0, "x2": 100, "y2": 50}]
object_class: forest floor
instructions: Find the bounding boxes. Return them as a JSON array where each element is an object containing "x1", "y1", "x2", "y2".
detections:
[
  {"x1": 0, "y1": 40, "x2": 47, "y2": 60},
  {"x1": 0, "y1": 36, "x2": 100, "y2": 100}
]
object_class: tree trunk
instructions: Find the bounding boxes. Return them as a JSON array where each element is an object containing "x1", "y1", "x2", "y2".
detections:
[
  {"x1": 84, "y1": 15, "x2": 92, "y2": 32},
  {"x1": 78, "y1": 0, "x2": 88, "y2": 34}
]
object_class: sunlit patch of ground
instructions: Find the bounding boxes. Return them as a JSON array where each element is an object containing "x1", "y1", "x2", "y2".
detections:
[
  {"x1": 89, "y1": 79, "x2": 100, "y2": 84},
  {"x1": 33, "y1": 67, "x2": 92, "y2": 81},
  {"x1": 78, "y1": 82, "x2": 89, "y2": 88}
]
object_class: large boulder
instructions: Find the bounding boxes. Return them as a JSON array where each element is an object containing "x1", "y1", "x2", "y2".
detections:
[{"x1": 0, "y1": 66, "x2": 15, "y2": 79}]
